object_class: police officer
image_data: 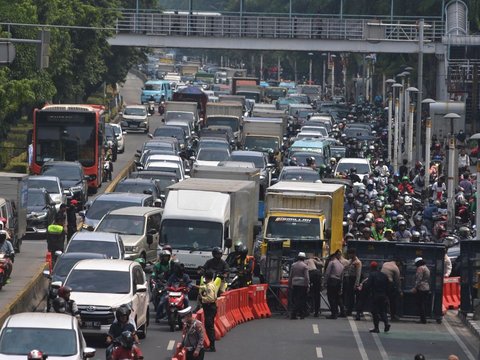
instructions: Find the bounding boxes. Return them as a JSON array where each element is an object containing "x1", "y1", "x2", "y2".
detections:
[
  {"x1": 47, "y1": 214, "x2": 66, "y2": 264},
  {"x1": 364, "y1": 261, "x2": 390, "y2": 333}
]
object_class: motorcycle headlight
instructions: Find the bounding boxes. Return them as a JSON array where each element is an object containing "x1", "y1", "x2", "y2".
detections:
[{"x1": 70, "y1": 185, "x2": 83, "y2": 192}]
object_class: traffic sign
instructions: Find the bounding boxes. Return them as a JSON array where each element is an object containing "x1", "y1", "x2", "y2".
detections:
[{"x1": 0, "y1": 42, "x2": 16, "y2": 64}]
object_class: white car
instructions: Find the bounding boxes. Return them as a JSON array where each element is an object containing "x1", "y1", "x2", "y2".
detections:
[
  {"x1": 110, "y1": 123, "x2": 126, "y2": 153},
  {"x1": 141, "y1": 154, "x2": 186, "y2": 175},
  {"x1": 334, "y1": 158, "x2": 372, "y2": 182},
  {"x1": 0, "y1": 312, "x2": 95, "y2": 360},
  {"x1": 144, "y1": 161, "x2": 186, "y2": 180},
  {"x1": 195, "y1": 147, "x2": 230, "y2": 166},
  {"x1": 120, "y1": 105, "x2": 149, "y2": 133},
  {"x1": 64, "y1": 259, "x2": 150, "y2": 338}
]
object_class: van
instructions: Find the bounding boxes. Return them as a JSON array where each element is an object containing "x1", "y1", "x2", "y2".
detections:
[
  {"x1": 141, "y1": 80, "x2": 173, "y2": 104},
  {"x1": 0, "y1": 198, "x2": 19, "y2": 250},
  {"x1": 288, "y1": 138, "x2": 332, "y2": 167},
  {"x1": 95, "y1": 207, "x2": 163, "y2": 261}
]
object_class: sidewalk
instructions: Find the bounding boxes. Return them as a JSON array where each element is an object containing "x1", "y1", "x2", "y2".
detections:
[{"x1": 458, "y1": 311, "x2": 480, "y2": 341}]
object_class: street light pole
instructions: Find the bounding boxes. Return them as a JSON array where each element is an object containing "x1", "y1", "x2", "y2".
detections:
[
  {"x1": 406, "y1": 87, "x2": 419, "y2": 168},
  {"x1": 416, "y1": 19, "x2": 425, "y2": 162},
  {"x1": 322, "y1": 53, "x2": 327, "y2": 99},
  {"x1": 422, "y1": 98, "x2": 436, "y2": 202},
  {"x1": 308, "y1": 53, "x2": 313, "y2": 84},
  {"x1": 331, "y1": 54, "x2": 337, "y2": 97},
  {"x1": 393, "y1": 83, "x2": 403, "y2": 173},
  {"x1": 444, "y1": 112, "x2": 461, "y2": 230},
  {"x1": 386, "y1": 79, "x2": 396, "y2": 164}
]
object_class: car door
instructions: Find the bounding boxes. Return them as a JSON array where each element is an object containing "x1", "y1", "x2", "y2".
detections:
[
  {"x1": 132, "y1": 266, "x2": 148, "y2": 326},
  {"x1": 145, "y1": 213, "x2": 161, "y2": 260}
]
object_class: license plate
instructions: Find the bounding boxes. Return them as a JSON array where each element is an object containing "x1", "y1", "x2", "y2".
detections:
[
  {"x1": 130, "y1": 123, "x2": 138, "y2": 128},
  {"x1": 82, "y1": 321, "x2": 101, "y2": 328}
]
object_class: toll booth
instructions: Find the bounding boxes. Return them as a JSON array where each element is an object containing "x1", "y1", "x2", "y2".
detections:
[
  {"x1": 395, "y1": 243, "x2": 445, "y2": 322},
  {"x1": 265, "y1": 239, "x2": 324, "y2": 313},
  {"x1": 460, "y1": 240, "x2": 480, "y2": 313}
]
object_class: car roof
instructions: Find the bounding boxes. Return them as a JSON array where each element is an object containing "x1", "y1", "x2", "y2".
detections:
[
  {"x1": 282, "y1": 166, "x2": 317, "y2": 173},
  {"x1": 71, "y1": 231, "x2": 120, "y2": 242},
  {"x1": 71, "y1": 259, "x2": 136, "y2": 272},
  {"x1": 231, "y1": 150, "x2": 264, "y2": 157},
  {"x1": 146, "y1": 162, "x2": 180, "y2": 169},
  {"x1": 118, "y1": 178, "x2": 156, "y2": 185},
  {"x1": 125, "y1": 105, "x2": 146, "y2": 109},
  {"x1": 28, "y1": 175, "x2": 60, "y2": 182},
  {"x1": 58, "y1": 252, "x2": 108, "y2": 260},
  {"x1": 104, "y1": 206, "x2": 163, "y2": 216},
  {"x1": 3, "y1": 312, "x2": 76, "y2": 329},
  {"x1": 93, "y1": 192, "x2": 152, "y2": 201},
  {"x1": 337, "y1": 158, "x2": 370, "y2": 164}
]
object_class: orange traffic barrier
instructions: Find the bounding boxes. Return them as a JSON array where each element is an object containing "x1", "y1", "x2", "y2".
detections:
[
  {"x1": 249, "y1": 284, "x2": 271, "y2": 319},
  {"x1": 172, "y1": 343, "x2": 186, "y2": 360},
  {"x1": 194, "y1": 310, "x2": 210, "y2": 349},
  {"x1": 216, "y1": 295, "x2": 231, "y2": 332},
  {"x1": 224, "y1": 290, "x2": 237, "y2": 329},
  {"x1": 443, "y1": 277, "x2": 461, "y2": 310},
  {"x1": 45, "y1": 251, "x2": 53, "y2": 273},
  {"x1": 213, "y1": 297, "x2": 227, "y2": 338},
  {"x1": 279, "y1": 279, "x2": 289, "y2": 308},
  {"x1": 229, "y1": 289, "x2": 245, "y2": 324},
  {"x1": 238, "y1": 287, "x2": 255, "y2": 321}
]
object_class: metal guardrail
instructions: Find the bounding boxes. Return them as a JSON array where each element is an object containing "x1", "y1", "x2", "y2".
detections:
[{"x1": 115, "y1": 11, "x2": 445, "y2": 42}]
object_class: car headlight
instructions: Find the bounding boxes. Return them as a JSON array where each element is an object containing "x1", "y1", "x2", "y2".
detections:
[
  {"x1": 125, "y1": 246, "x2": 138, "y2": 252},
  {"x1": 70, "y1": 185, "x2": 83, "y2": 192},
  {"x1": 36, "y1": 211, "x2": 49, "y2": 220}
]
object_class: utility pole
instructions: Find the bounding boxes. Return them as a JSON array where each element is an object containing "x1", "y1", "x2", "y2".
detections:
[
  {"x1": 444, "y1": 112, "x2": 461, "y2": 230},
  {"x1": 416, "y1": 19, "x2": 425, "y2": 162}
]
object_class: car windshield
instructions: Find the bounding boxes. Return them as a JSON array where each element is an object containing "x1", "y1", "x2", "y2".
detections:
[
  {"x1": 336, "y1": 162, "x2": 371, "y2": 174},
  {"x1": 28, "y1": 179, "x2": 59, "y2": 193},
  {"x1": 86, "y1": 199, "x2": 143, "y2": 220},
  {"x1": 206, "y1": 117, "x2": 239, "y2": 132},
  {"x1": 153, "y1": 128, "x2": 184, "y2": 139},
  {"x1": 42, "y1": 165, "x2": 81, "y2": 181},
  {"x1": 199, "y1": 140, "x2": 229, "y2": 150},
  {"x1": 0, "y1": 328, "x2": 77, "y2": 356},
  {"x1": 144, "y1": 84, "x2": 161, "y2": 91},
  {"x1": 65, "y1": 269, "x2": 130, "y2": 293},
  {"x1": 124, "y1": 107, "x2": 147, "y2": 116},
  {"x1": 243, "y1": 136, "x2": 279, "y2": 152},
  {"x1": 265, "y1": 216, "x2": 320, "y2": 239},
  {"x1": 115, "y1": 182, "x2": 155, "y2": 196},
  {"x1": 68, "y1": 240, "x2": 120, "y2": 258},
  {"x1": 96, "y1": 215, "x2": 145, "y2": 236},
  {"x1": 27, "y1": 192, "x2": 46, "y2": 207},
  {"x1": 197, "y1": 149, "x2": 230, "y2": 161},
  {"x1": 281, "y1": 170, "x2": 320, "y2": 182},
  {"x1": 53, "y1": 257, "x2": 90, "y2": 279},
  {"x1": 289, "y1": 152, "x2": 325, "y2": 166},
  {"x1": 301, "y1": 87, "x2": 319, "y2": 95},
  {"x1": 161, "y1": 219, "x2": 222, "y2": 251},
  {"x1": 230, "y1": 154, "x2": 264, "y2": 168}
]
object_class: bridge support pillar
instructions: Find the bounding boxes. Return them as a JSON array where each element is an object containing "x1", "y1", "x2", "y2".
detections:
[{"x1": 436, "y1": 53, "x2": 448, "y2": 101}]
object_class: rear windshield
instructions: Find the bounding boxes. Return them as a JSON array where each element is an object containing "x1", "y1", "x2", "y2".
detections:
[{"x1": 67, "y1": 240, "x2": 120, "y2": 259}]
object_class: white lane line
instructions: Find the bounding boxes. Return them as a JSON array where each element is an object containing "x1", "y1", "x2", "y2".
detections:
[
  {"x1": 348, "y1": 317, "x2": 370, "y2": 360},
  {"x1": 167, "y1": 340, "x2": 175, "y2": 351},
  {"x1": 316, "y1": 347, "x2": 323, "y2": 358},
  {"x1": 313, "y1": 324, "x2": 319, "y2": 334},
  {"x1": 444, "y1": 319, "x2": 476, "y2": 360},
  {"x1": 371, "y1": 333, "x2": 389, "y2": 360}
]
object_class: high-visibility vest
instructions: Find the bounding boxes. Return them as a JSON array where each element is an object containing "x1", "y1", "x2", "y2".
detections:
[{"x1": 47, "y1": 224, "x2": 64, "y2": 234}]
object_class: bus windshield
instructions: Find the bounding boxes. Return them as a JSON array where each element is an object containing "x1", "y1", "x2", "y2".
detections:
[{"x1": 35, "y1": 112, "x2": 97, "y2": 167}]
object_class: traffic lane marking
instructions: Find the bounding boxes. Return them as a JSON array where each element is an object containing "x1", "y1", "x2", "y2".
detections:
[
  {"x1": 316, "y1": 346, "x2": 323, "y2": 358},
  {"x1": 167, "y1": 340, "x2": 175, "y2": 351},
  {"x1": 313, "y1": 324, "x2": 319, "y2": 334},
  {"x1": 348, "y1": 317, "x2": 370, "y2": 360}
]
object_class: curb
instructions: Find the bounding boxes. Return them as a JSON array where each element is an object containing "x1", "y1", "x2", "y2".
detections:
[
  {"x1": 0, "y1": 262, "x2": 49, "y2": 327},
  {"x1": 457, "y1": 311, "x2": 480, "y2": 341},
  {"x1": 104, "y1": 159, "x2": 136, "y2": 193}
]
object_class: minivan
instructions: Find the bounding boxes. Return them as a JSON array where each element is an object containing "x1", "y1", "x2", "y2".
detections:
[{"x1": 141, "y1": 80, "x2": 173, "y2": 103}]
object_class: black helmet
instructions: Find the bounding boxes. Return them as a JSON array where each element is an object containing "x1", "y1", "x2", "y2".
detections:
[
  {"x1": 58, "y1": 286, "x2": 72, "y2": 300},
  {"x1": 398, "y1": 220, "x2": 407, "y2": 227},
  {"x1": 115, "y1": 305, "x2": 131, "y2": 321},
  {"x1": 306, "y1": 157, "x2": 315, "y2": 165},
  {"x1": 212, "y1": 247, "x2": 222, "y2": 257},
  {"x1": 119, "y1": 330, "x2": 135, "y2": 350},
  {"x1": 350, "y1": 167, "x2": 357, "y2": 174},
  {"x1": 0, "y1": 230, "x2": 6, "y2": 242},
  {"x1": 413, "y1": 215, "x2": 423, "y2": 225},
  {"x1": 52, "y1": 297, "x2": 66, "y2": 313},
  {"x1": 174, "y1": 262, "x2": 185, "y2": 275},
  {"x1": 234, "y1": 241, "x2": 243, "y2": 252},
  {"x1": 238, "y1": 245, "x2": 248, "y2": 256}
]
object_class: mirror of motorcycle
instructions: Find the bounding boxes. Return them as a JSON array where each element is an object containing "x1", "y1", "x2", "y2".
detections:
[
  {"x1": 224, "y1": 238, "x2": 233, "y2": 248},
  {"x1": 136, "y1": 284, "x2": 148, "y2": 293},
  {"x1": 83, "y1": 347, "x2": 96, "y2": 359},
  {"x1": 42, "y1": 269, "x2": 51, "y2": 278}
]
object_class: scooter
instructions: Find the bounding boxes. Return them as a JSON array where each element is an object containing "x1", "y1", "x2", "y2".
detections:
[
  {"x1": 147, "y1": 100, "x2": 155, "y2": 116},
  {"x1": 150, "y1": 278, "x2": 166, "y2": 311},
  {"x1": 158, "y1": 101, "x2": 165, "y2": 116},
  {"x1": 166, "y1": 285, "x2": 188, "y2": 332},
  {"x1": 0, "y1": 253, "x2": 13, "y2": 290}
]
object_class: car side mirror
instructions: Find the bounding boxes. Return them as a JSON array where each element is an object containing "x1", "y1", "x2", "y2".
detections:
[
  {"x1": 143, "y1": 189, "x2": 153, "y2": 195},
  {"x1": 224, "y1": 238, "x2": 232, "y2": 248},
  {"x1": 136, "y1": 284, "x2": 148, "y2": 293},
  {"x1": 122, "y1": 131, "x2": 127, "y2": 135},
  {"x1": 79, "y1": 210, "x2": 86, "y2": 218},
  {"x1": 83, "y1": 347, "x2": 96, "y2": 359},
  {"x1": 55, "y1": 250, "x2": 63, "y2": 256},
  {"x1": 147, "y1": 133, "x2": 153, "y2": 139},
  {"x1": 42, "y1": 269, "x2": 51, "y2": 278},
  {"x1": 136, "y1": 149, "x2": 141, "y2": 154}
]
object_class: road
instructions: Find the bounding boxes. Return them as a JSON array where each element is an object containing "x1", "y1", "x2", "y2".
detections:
[{"x1": 80, "y1": 74, "x2": 480, "y2": 360}]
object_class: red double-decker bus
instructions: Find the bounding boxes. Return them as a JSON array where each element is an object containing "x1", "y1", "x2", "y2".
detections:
[{"x1": 31, "y1": 104, "x2": 105, "y2": 192}]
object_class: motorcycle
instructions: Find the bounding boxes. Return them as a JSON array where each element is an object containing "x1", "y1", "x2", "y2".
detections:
[
  {"x1": 103, "y1": 159, "x2": 113, "y2": 182},
  {"x1": 150, "y1": 278, "x2": 166, "y2": 311},
  {"x1": 106, "y1": 336, "x2": 143, "y2": 360},
  {"x1": 45, "y1": 281, "x2": 62, "y2": 312},
  {"x1": 166, "y1": 285, "x2": 188, "y2": 332},
  {"x1": 158, "y1": 101, "x2": 165, "y2": 116},
  {"x1": 0, "y1": 253, "x2": 13, "y2": 290},
  {"x1": 147, "y1": 101, "x2": 155, "y2": 116}
]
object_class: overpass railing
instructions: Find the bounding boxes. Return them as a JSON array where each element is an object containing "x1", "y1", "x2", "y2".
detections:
[{"x1": 115, "y1": 11, "x2": 444, "y2": 42}]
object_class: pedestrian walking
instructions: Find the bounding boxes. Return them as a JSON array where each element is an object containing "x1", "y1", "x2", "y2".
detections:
[
  {"x1": 381, "y1": 258, "x2": 402, "y2": 321},
  {"x1": 288, "y1": 252, "x2": 310, "y2": 319},
  {"x1": 364, "y1": 261, "x2": 390, "y2": 333},
  {"x1": 305, "y1": 254, "x2": 323, "y2": 317},
  {"x1": 178, "y1": 306, "x2": 205, "y2": 360},
  {"x1": 66, "y1": 200, "x2": 78, "y2": 241},
  {"x1": 412, "y1": 257, "x2": 430, "y2": 324},
  {"x1": 196, "y1": 270, "x2": 217, "y2": 352},
  {"x1": 343, "y1": 248, "x2": 362, "y2": 319},
  {"x1": 323, "y1": 251, "x2": 344, "y2": 319}
]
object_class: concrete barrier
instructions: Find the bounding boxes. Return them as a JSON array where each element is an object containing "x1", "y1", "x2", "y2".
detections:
[
  {"x1": 0, "y1": 263, "x2": 48, "y2": 327},
  {"x1": 104, "y1": 159, "x2": 136, "y2": 193},
  {"x1": 130, "y1": 68, "x2": 148, "y2": 83}
]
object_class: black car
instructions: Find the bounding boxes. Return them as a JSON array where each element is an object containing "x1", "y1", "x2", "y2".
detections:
[
  {"x1": 41, "y1": 161, "x2": 91, "y2": 204},
  {"x1": 114, "y1": 178, "x2": 163, "y2": 204},
  {"x1": 105, "y1": 124, "x2": 119, "y2": 162},
  {"x1": 26, "y1": 188, "x2": 56, "y2": 237}
]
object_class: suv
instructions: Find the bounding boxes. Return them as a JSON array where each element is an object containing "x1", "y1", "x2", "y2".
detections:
[
  {"x1": 65, "y1": 232, "x2": 126, "y2": 259},
  {"x1": 26, "y1": 188, "x2": 56, "y2": 237},
  {"x1": 64, "y1": 259, "x2": 150, "y2": 338},
  {"x1": 95, "y1": 207, "x2": 162, "y2": 261},
  {"x1": 27, "y1": 175, "x2": 66, "y2": 212},
  {"x1": 120, "y1": 105, "x2": 149, "y2": 133},
  {"x1": 40, "y1": 161, "x2": 90, "y2": 205},
  {"x1": 0, "y1": 312, "x2": 95, "y2": 359}
]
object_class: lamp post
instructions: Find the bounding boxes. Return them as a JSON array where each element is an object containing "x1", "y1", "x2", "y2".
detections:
[
  {"x1": 392, "y1": 83, "x2": 403, "y2": 172},
  {"x1": 385, "y1": 79, "x2": 396, "y2": 164},
  {"x1": 331, "y1": 54, "x2": 337, "y2": 97},
  {"x1": 422, "y1": 98, "x2": 436, "y2": 201},
  {"x1": 322, "y1": 53, "x2": 327, "y2": 99},
  {"x1": 444, "y1": 112, "x2": 461, "y2": 230},
  {"x1": 308, "y1": 52, "x2": 313, "y2": 84},
  {"x1": 406, "y1": 87, "x2": 419, "y2": 168},
  {"x1": 396, "y1": 72, "x2": 407, "y2": 165}
]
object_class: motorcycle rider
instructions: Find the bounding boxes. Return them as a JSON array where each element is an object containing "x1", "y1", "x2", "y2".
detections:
[
  {"x1": 51, "y1": 296, "x2": 67, "y2": 314},
  {"x1": 57, "y1": 286, "x2": 80, "y2": 320},
  {"x1": 394, "y1": 221, "x2": 412, "y2": 242},
  {"x1": 225, "y1": 241, "x2": 244, "y2": 267},
  {"x1": 111, "y1": 331, "x2": 143, "y2": 360},
  {"x1": 398, "y1": 176, "x2": 414, "y2": 194},
  {"x1": 0, "y1": 230, "x2": 14, "y2": 279},
  {"x1": 107, "y1": 306, "x2": 139, "y2": 357},
  {"x1": 344, "y1": 193, "x2": 356, "y2": 216},
  {"x1": 167, "y1": 262, "x2": 193, "y2": 308},
  {"x1": 230, "y1": 245, "x2": 254, "y2": 288},
  {"x1": 153, "y1": 250, "x2": 172, "y2": 322},
  {"x1": 412, "y1": 168, "x2": 426, "y2": 195},
  {"x1": 349, "y1": 168, "x2": 362, "y2": 183},
  {"x1": 410, "y1": 215, "x2": 430, "y2": 242},
  {"x1": 202, "y1": 247, "x2": 229, "y2": 294},
  {"x1": 27, "y1": 350, "x2": 48, "y2": 360}
]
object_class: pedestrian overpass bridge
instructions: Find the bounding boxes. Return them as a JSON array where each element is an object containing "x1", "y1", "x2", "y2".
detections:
[{"x1": 108, "y1": 11, "x2": 446, "y2": 54}]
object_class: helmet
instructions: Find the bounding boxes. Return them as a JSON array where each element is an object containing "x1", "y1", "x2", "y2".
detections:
[
  {"x1": 52, "y1": 297, "x2": 66, "y2": 313},
  {"x1": 0, "y1": 230, "x2": 6, "y2": 242},
  {"x1": 402, "y1": 176, "x2": 409, "y2": 182},
  {"x1": 347, "y1": 193, "x2": 354, "y2": 200},
  {"x1": 134, "y1": 258, "x2": 146, "y2": 266},
  {"x1": 306, "y1": 157, "x2": 315, "y2": 165},
  {"x1": 411, "y1": 231, "x2": 421, "y2": 241},
  {"x1": 212, "y1": 247, "x2": 222, "y2": 257},
  {"x1": 375, "y1": 218, "x2": 385, "y2": 224},
  {"x1": 238, "y1": 245, "x2": 248, "y2": 256},
  {"x1": 28, "y1": 350, "x2": 45, "y2": 360},
  {"x1": 234, "y1": 241, "x2": 243, "y2": 252},
  {"x1": 398, "y1": 220, "x2": 407, "y2": 227},
  {"x1": 0, "y1": 217, "x2": 6, "y2": 226},
  {"x1": 458, "y1": 226, "x2": 470, "y2": 238},
  {"x1": 413, "y1": 215, "x2": 423, "y2": 225},
  {"x1": 115, "y1": 305, "x2": 131, "y2": 320},
  {"x1": 57, "y1": 286, "x2": 72, "y2": 300},
  {"x1": 330, "y1": 157, "x2": 336, "y2": 165},
  {"x1": 350, "y1": 167, "x2": 357, "y2": 174},
  {"x1": 160, "y1": 250, "x2": 171, "y2": 258},
  {"x1": 362, "y1": 204, "x2": 370, "y2": 213},
  {"x1": 396, "y1": 214, "x2": 405, "y2": 222},
  {"x1": 163, "y1": 245, "x2": 173, "y2": 253},
  {"x1": 119, "y1": 330, "x2": 135, "y2": 350},
  {"x1": 375, "y1": 200, "x2": 384, "y2": 210},
  {"x1": 174, "y1": 262, "x2": 185, "y2": 275}
]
